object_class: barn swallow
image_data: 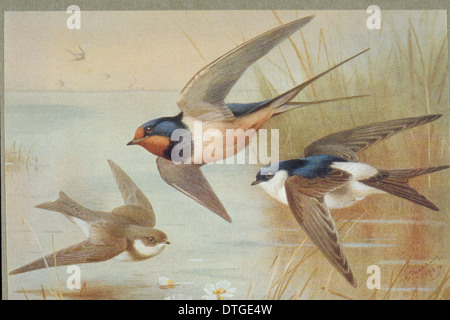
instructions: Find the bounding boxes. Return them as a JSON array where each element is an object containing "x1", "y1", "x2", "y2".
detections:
[
  {"x1": 252, "y1": 114, "x2": 449, "y2": 287},
  {"x1": 9, "y1": 160, "x2": 169, "y2": 275},
  {"x1": 127, "y1": 16, "x2": 369, "y2": 222}
]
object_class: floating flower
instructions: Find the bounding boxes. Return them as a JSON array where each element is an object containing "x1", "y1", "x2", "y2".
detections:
[
  {"x1": 158, "y1": 277, "x2": 178, "y2": 289},
  {"x1": 202, "y1": 280, "x2": 236, "y2": 300},
  {"x1": 158, "y1": 276, "x2": 193, "y2": 289}
]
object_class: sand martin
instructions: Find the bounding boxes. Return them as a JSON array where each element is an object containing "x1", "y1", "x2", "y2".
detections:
[{"x1": 9, "y1": 160, "x2": 169, "y2": 275}]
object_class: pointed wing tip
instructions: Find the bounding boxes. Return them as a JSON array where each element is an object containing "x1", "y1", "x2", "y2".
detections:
[
  {"x1": 430, "y1": 113, "x2": 443, "y2": 120},
  {"x1": 107, "y1": 159, "x2": 116, "y2": 168},
  {"x1": 347, "y1": 271, "x2": 358, "y2": 288},
  {"x1": 34, "y1": 203, "x2": 44, "y2": 209},
  {"x1": 204, "y1": 201, "x2": 233, "y2": 223},
  {"x1": 291, "y1": 15, "x2": 315, "y2": 26},
  {"x1": 220, "y1": 212, "x2": 233, "y2": 223},
  {"x1": 107, "y1": 159, "x2": 119, "y2": 173},
  {"x1": 156, "y1": 157, "x2": 233, "y2": 223},
  {"x1": 419, "y1": 113, "x2": 442, "y2": 124},
  {"x1": 304, "y1": 15, "x2": 315, "y2": 22},
  {"x1": 426, "y1": 202, "x2": 440, "y2": 211}
]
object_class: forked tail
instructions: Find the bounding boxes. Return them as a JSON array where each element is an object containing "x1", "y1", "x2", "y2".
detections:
[
  {"x1": 35, "y1": 191, "x2": 97, "y2": 221},
  {"x1": 361, "y1": 166, "x2": 449, "y2": 211},
  {"x1": 268, "y1": 48, "x2": 370, "y2": 115}
]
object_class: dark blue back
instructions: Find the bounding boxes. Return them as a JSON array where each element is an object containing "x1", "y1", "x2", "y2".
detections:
[
  {"x1": 226, "y1": 100, "x2": 270, "y2": 118},
  {"x1": 279, "y1": 155, "x2": 346, "y2": 179}
]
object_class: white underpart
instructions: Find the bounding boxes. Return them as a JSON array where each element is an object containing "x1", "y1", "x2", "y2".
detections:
[
  {"x1": 258, "y1": 162, "x2": 386, "y2": 210},
  {"x1": 183, "y1": 115, "x2": 257, "y2": 164},
  {"x1": 133, "y1": 240, "x2": 168, "y2": 258},
  {"x1": 258, "y1": 170, "x2": 289, "y2": 205},
  {"x1": 68, "y1": 216, "x2": 91, "y2": 238},
  {"x1": 326, "y1": 161, "x2": 385, "y2": 209},
  {"x1": 114, "y1": 240, "x2": 168, "y2": 261},
  {"x1": 330, "y1": 161, "x2": 379, "y2": 180},
  {"x1": 114, "y1": 251, "x2": 134, "y2": 261}
]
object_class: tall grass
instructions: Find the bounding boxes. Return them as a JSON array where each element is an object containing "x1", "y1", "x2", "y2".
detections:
[
  {"x1": 20, "y1": 219, "x2": 64, "y2": 300},
  {"x1": 5, "y1": 141, "x2": 38, "y2": 166},
  {"x1": 179, "y1": 10, "x2": 448, "y2": 300},
  {"x1": 255, "y1": 240, "x2": 449, "y2": 300},
  {"x1": 5, "y1": 141, "x2": 39, "y2": 176},
  {"x1": 257, "y1": 11, "x2": 447, "y2": 163},
  {"x1": 249, "y1": 10, "x2": 448, "y2": 300}
]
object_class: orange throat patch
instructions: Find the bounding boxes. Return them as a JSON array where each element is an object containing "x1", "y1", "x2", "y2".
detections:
[{"x1": 137, "y1": 135, "x2": 171, "y2": 158}]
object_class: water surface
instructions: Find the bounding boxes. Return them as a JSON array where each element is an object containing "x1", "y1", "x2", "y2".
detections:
[{"x1": 4, "y1": 91, "x2": 449, "y2": 300}]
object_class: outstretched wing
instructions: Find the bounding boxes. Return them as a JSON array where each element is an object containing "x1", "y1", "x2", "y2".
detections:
[
  {"x1": 156, "y1": 157, "x2": 232, "y2": 223},
  {"x1": 284, "y1": 171, "x2": 356, "y2": 287},
  {"x1": 304, "y1": 114, "x2": 442, "y2": 161},
  {"x1": 177, "y1": 16, "x2": 314, "y2": 122},
  {"x1": 108, "y1": 159, "x2": 155, "y2": 227},
  {"x1": 9, "y1": 223, "x2": 126, "y2": 275}
]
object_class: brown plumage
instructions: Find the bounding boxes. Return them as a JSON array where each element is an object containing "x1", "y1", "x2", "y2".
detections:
[
  {"x1": 9, "y1": 160, "x2": 169, "y2": 275},
  {"x1": 360, "y1": 166, "x2": 450, "y2": 211}
]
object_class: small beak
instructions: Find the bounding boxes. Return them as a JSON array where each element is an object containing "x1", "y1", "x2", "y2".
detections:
[
  {"x1": 251, "y1": 180, "x2": 262, "y2": 186},
  {"x1": 164, "y1": 240, "x2": 171, "y2": 245},
  {"x1": 127, "y1": 136, "x2": 147, "y2": 146}
]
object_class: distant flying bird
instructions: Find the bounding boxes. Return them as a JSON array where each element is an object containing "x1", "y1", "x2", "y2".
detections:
[
  {"x1": 127, "y1": 16, "x2": 369, "y2": 223},
  {"x1": 9, "y1": 160, "x2": 169, "y2": 275},
  {"x1": 252, "y1": 114, "x2": 449, "y2": 287},
  {"x1": 128, "y1": 76, "x2": 138, "y2": 89},
  {"x1": 66, "y1": 44, "x2": 90, "y2": 61}
]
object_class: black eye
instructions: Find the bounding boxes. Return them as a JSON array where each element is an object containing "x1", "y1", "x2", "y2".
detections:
[
  {"x1": 144, "y1": 126, "x2": 153, "y2": 134},
  {"x1": 148, "y1": 236, "x2": 155, "y2": 243},
  {"x1": 265, "y1": 173, "x2": 274, "y2": 179}
]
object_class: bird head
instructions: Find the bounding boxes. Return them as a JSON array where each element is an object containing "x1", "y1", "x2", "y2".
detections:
[
  {"x1": 251, "y1": 162, "x2": 284, "y2": 186},
  {"x1": 251, "y1": 159, "x2": 312, "y2": 188},
  {"x1": 252, "y1": 156, "x2": 346, "y2": 187},
  {"x1": 131, "y1": 228, "x2": 170, "y2": 260},
  {"x1": 127, "y1": 113, "x2": 187, "y2": 159}
]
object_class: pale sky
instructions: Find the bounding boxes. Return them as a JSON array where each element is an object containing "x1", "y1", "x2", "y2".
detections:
[{"x1": 4, "y1": 10, "x2": 446, "y2": 92}]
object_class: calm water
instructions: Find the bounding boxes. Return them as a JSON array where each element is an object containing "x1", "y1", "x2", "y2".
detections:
[{"x1": 4, "y1": 91, "x2": 449, "y2": 300}]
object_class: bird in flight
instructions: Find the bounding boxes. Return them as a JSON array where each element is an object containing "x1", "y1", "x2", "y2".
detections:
[
  {"x1": 66, "y1": 44, "x2": 90, "y2": 61},
  {"x1": 127, "y1": 16, "x2": 369, "y2": 222},
  {"x1": 9, "y1": 160, "x2": 169, "y2": 275},
  {"x1": 252, "y1": 114, "x2": 448, "y2": 287}
]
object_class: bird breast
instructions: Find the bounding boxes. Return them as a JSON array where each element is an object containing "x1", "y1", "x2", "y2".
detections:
[
  {"x1": 258, "y1": 171, "x2": 289, "y2": 205},
  {"x1": 117, "y1": 239, "x2": 166, "y2": 261}
]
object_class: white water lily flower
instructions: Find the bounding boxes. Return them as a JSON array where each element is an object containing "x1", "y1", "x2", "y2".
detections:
[
  {"x1": 158, "y1": 276, "x2": 193, "y2": 289},
  {"x1": 158, "y1": 276, "x2": 177, "y2": 289},
  {"x1": 202, "y1": 280, "x2": 236, "y2": 300}
]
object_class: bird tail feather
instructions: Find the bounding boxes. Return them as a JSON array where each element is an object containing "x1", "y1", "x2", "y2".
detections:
[
  {"x1": 274, "y1": 94, "x2": 369, "y2": 116},
  {"x1": 35, "y1": 191, "x2": 89, "y2": 219},
  {"x1": 361, "y1": 166, "x2": 449, "y2": 211},
  {"x1": 266, "y1": 48, "x2": 370, "y2": 115}
]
